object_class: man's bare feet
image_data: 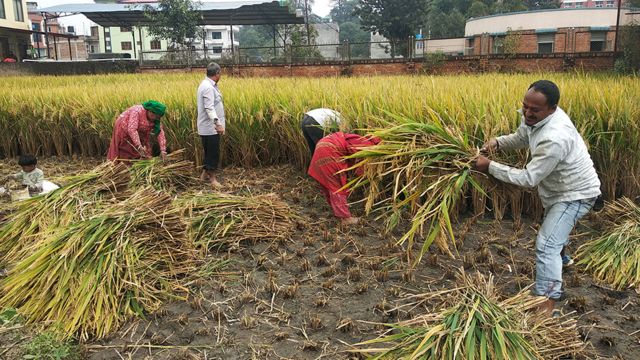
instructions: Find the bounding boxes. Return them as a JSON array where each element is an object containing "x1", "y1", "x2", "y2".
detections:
[
  {"x1": 340, "y1": 217, "x2": 360, "y2": 226},
  {"x1": 536, "y1": 298, "x2": 556, "y2": 317},
  {"x1": 199, "y1": 170, "x2": 209, "y2": 182},
  {"x1": 210, "y1": 180, "x2": 222, "y2": 189}
]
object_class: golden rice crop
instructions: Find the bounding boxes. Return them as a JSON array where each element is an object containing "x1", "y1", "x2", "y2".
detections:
[
  {"x1": 176, "y1": 192, "x2": 295, "y2": 255},
  {"x1": 0, "y1": 73, "x2": 638, "y2": 223},
  {"x1": 0, "y1": 161, "x2": 130, "y2": 261},
  {"x1": 128, "y1": 149, "x2": 195, "y2": 192},
  {"x1": 0, "y1": 188, "x2": 195, "y2": 340},
  {"x1": 576, "y1": 197, "x2": 640, "y2": 291},
  {"x1": 353, "y1": 271, "x2": 588, "y2": 359},
  {"x1": 345, "y1": 111, "x2": 485, "y2": 261}
]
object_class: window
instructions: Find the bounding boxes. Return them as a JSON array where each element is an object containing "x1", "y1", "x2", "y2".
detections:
[
  {"x1": 466, "y1": 38, "x2": 475, "y2": 55},
  {"x1": 590, "y1": 32, "x2": 607, "y2": 52},
  {"x1": 537, "y1": 33, "x2": 555, "y2": 54},
  {"x1": 595, "y1": 1, "x2": 604, "y2": 7},
  {"x1": 120, "y1": 26, "x2": 132, "y2": 32},
  {"x1": 32, "y1": 23, "x2": 41, "y2": 43},
  {"x1": 89, "y1": 45, "x2": 96, "y2": 53},
  {"x1": 150, "y1": 40, "x2": 161, "y2": 50},
  {"x1": 492, "y1": 36, "x2": 504, "y2": 54},
  {"x1": 121, "y1": 41, "x2": 132, "y2": 50},
  {"x1": 606, "y1": 0, "x2": 615, "y2": 7},
  {"x1": 211, "y1": 31, "x2": 222, "y2": 40},
  {"x1": 0, "y1": 0, "x2": 5, "y2": 19},
  {"x1": 14, "y1": 0, "x2": 24, "y2": 22},
  {"x1": 574, "y1": 1, "x2": 584, "y2": 8},
  {"x1": 212, "y1": 46, "x2": 222, "y2": 54},
  {"x1": 67, "y1": 26, "x2": 75, "y2": 34},
  {"x1": 91, "y1": 26, "x2": 99, "y2": 37}
]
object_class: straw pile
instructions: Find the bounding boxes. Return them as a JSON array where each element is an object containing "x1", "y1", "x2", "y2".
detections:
[
  {"x1": 0, "y1": 161, "x2": 130, "y2": 261},
  {"x1": 577, "y1": 197, "x2": 640, "y2": 292},
  {"x1": 354, "y1": 271, "x2": 588, "y2": 359},
  {"x1": 0, "y1": 188, "x2": 194, "y2": 340},
  {"x1": 176, "y1": 192, "x2": 295, "y2": 254},
  {"x1": 129, "y1": 149, "x2": 195, "y2": 192}
]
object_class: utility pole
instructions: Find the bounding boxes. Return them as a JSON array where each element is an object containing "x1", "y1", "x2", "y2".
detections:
[
  {"x1": 304, "y1": 0, "x2": 311, "y2": 45},
  {"x1": 614, "y1": 0, "x2": 622, "y2": 53}
]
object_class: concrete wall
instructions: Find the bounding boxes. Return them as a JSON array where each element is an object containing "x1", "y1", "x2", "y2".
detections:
[
  {"x1": 466, "y1": 8, "x2": 620, "y2": 36},
  {"x1": 0, "y1": 0, "x2": 29, "y2": 31}
]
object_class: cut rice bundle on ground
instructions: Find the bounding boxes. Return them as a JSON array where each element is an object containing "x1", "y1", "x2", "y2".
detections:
[
  {"x1": 0, "y1": 188, "x2": 195, "y2": 340},
  {"x1": 577, "y1": 197, "x2": 640, "y2": 291},
  {"x1": 353, "y1": 271, "x2": 588, "y2": 360},
  {"x1": 176, "y1": 192, "x2": 295, "y2": 254},
  {"x1": 0, "y1": 161, "x2": 130, "y2": 261},
  {"x1": 129, "y1": 149, "x2": 195, "y2": 192}
]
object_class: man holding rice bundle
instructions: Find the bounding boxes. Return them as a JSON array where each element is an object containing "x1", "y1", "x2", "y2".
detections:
[
  {"x1": 308, "y1": 132, "x2": 380, "y2": 226},
  {"x1": 107, "y1": 100, "x2": 168, "y2": 162},
  {"x1": 474, "y1": 80, "x2": 601, "y2": 316}
]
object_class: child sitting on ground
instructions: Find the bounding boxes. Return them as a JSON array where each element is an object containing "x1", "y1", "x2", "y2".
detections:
[{"x1": 12, "y1": 155, "x2": 44, "y2": 195}]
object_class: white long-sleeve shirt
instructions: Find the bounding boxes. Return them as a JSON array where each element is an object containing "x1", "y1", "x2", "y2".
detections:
[
  {"x1": 196, "y1": 77, "x2": 225, "y2": 136},
  {"x1": 489, "y1": 107, "x2": 601, "y2": 208}
]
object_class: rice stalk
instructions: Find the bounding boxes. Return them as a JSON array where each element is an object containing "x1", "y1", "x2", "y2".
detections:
[
  {"x1": 345, "y1": 111, "x2": 486, "y2": 261},
  {"x1": 176, "y1": 192, "x2": 295, "y2": 254},
  {"x1": 0, "y1": 161, "x2": 130, "y2": 260},
  {"x1": 353, "y1": 271, "x2": 588, "y2": 360},
  {"x1": 128, "y1": 149, "x2": 195, "y2": 192},
  {"x1": 576, "y1": 197, "x2": 640, "y2": 291},
  {"x1": 0, "y1": 188, "x2": 195, "y2": 340}
]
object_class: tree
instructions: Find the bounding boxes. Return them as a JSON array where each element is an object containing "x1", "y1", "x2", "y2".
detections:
[
  {"x1": 523, "y1": 0, "x2": 560, "y2": 9},
  {"x1": 330, "y1": 0, "x2": 358, "y2": 24},
  {"x1": 467, "y1": 1, "x2": 491, "y2": 17},
  {"x1": 331, "y1": 0, "x2": 370, "y2": 58},
  {"x1": 355, "y1": 0, "x2": 430, "y2": 57},
  {"x1": 339, "y1": 21, "x2": 370, "y2": 57},
  {"x1": 144, "y1": 0, "x2": 202, "y2": 50}
]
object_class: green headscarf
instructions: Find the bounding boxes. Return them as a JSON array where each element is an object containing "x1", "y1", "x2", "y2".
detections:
[{"x1": 142, "y1": 100, "x2": 166, "y2": 136}]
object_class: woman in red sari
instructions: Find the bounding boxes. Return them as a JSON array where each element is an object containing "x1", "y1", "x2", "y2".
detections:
[
  {"x1": 107, "y1": 100, "x2": 168, "y2": 162},
  {"x1": 308, "y1": 132, "x2": 380, "y2": 225}
]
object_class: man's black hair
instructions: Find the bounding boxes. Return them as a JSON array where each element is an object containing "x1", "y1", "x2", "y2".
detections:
[
  {"x1": 528, "y1": 80, "x2": 560, "y2": 108},
  {"x1": 18, "y1": 154, "x2": 37, "y2": 166}
]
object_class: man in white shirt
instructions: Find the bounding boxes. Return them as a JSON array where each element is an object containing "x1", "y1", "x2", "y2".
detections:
[
  {"x1": 301, "y1": 108, "x2": 342, "y2": 155},
  {"x1": 197, "y1": 62, "x2": 226, "y2": 188},
  {"x1": 474, "y1": 80, "x2": 601, "y2": 315}
]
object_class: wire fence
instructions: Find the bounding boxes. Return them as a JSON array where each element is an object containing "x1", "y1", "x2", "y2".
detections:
[{"x1": 139, "y1": 38, "x2": 468, "y2": 67}]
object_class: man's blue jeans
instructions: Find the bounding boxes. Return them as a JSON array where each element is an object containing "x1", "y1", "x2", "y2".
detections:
[{"x1": 535, "y1": 197, "x2": 596, "y2": 300}]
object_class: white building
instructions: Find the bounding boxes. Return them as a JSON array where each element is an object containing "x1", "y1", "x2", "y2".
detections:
[{"x1": 192, "y1": 25, "x2": 239, "y2": 59}]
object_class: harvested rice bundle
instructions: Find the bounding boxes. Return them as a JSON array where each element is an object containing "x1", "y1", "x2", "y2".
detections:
[
  {"x1": 177, "y1": 192, "x2": 295, "y2": 254},
  {"x1": 346, "y1": 112, "x2": 486, "y2": 260},
  {"x1": 577, "y1": 197, "x2": 640, "y2": 291},
  {"x1": 0, "y1": 188, "x2": 195, "y2": 340},
  {"x1": 0, "y1": 161, "x2": 130, "y2": 260},
  {"x1": 354, "y1": 271, "x2": 588, "y2": 360},
  {"x1": 129, "y1": 149, "x2": 195, "y2": 192}
]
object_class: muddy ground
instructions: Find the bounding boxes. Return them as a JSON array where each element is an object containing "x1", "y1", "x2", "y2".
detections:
[{"x1": 0, "y1": 158, "x2": 638, "y2": 359}]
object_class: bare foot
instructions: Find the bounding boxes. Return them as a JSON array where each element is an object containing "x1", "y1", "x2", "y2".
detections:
[
  {"x1": 340, "y1": 217, "x2": 360, "y2": 226},
  {"x1": 210, "y1": 180, "x2": 222, "y2": 189},
  {"x1": 536, "y1": 298, "x2": 556, "y2": 317},
  {"x1": 199, "y1": 171, "x2": 209, "y2": 182}
]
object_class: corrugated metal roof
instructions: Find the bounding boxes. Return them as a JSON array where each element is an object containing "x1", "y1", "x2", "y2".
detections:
[{"x1": 39, "y1": 1, "x2": 304, "y2": 27}]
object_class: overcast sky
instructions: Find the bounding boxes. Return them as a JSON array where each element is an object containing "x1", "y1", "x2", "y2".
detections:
[{"x1": 36, "y1": 0, "x2": 333, "y2": 35}]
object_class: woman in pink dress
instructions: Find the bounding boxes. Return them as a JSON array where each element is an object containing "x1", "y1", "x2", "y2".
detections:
[{"x1": 107, "y1": 100, "x2": 168, "y2": 162}]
